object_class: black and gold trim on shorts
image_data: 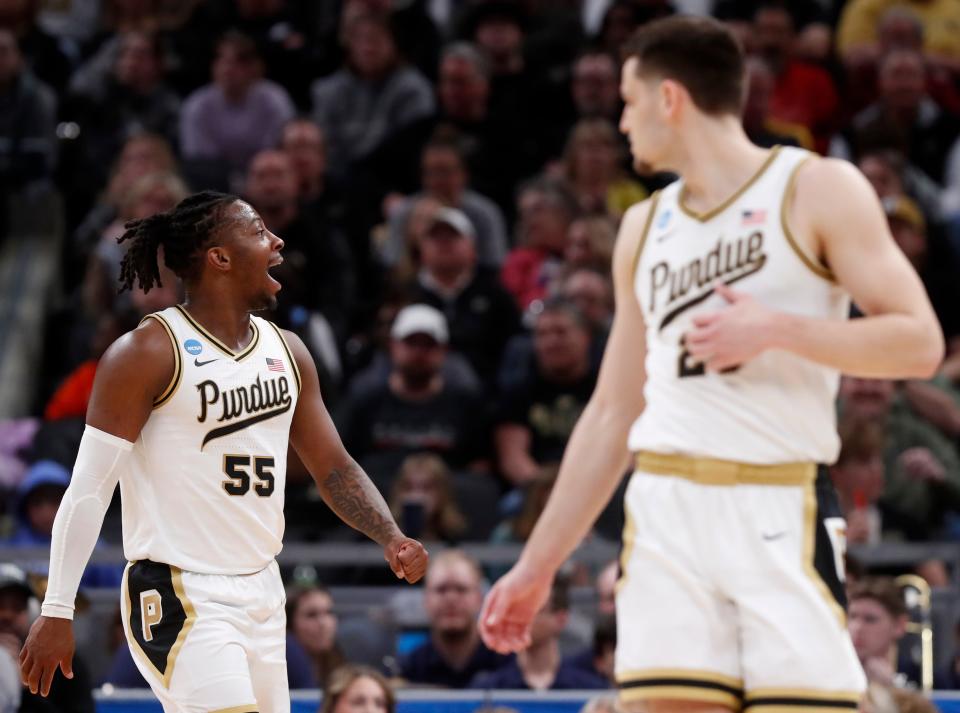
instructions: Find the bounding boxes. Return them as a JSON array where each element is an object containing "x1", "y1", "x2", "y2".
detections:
[
  {"x1": 141, "y1": 314, "x2": 182, "y2": 408},
  {"x1": 264, "y1": 320, "x2": 301, "y2": 394},
  {"x1": 174, "y1": 305, "x2": 261, "y2": 361},
  {"x1": 804, "y1": 466, "x2": 849, "y2": 627},
  {"x1": 744, "y1": 688, "x2": 862, "y2": 712},
  {"x1": 208, "y1": 706, "x2": 260, "y2": 713},
  {"x1": 123, "y1": 560, "x2": 197, "y2": 689},
  {"x1": 618, "y1": 669, "x2": 744, "y2": 710}
]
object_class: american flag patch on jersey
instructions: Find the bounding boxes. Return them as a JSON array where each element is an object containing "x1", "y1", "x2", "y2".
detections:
[
  {"x1": 741, "y1": 209, "x2": 767, "y2": 226},
  {"x1": 266, "y1": 357, "x2": 285, "y2": 372}
]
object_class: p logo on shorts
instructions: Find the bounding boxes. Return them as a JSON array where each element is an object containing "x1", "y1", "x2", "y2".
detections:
[
  {"x1": 140, "y1": 589, "x2": 163, "y2": 642},
  {"x1": 125, "y1": 561, "x2": 196, "y2": 688}
]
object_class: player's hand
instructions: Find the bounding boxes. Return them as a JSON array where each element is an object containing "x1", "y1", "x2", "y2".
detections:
[
  {"x1": 478, "y1": 562, "x2": 552, "y2": 654},
  {"x1": 686, "y1": 283, "x2": 776, "y2": 372},
  {"x1": 19, "y1": 616, "x2": 75, "y2": 697},
  {"x1": 384, "y1": 536, "x2": 428, "y2": 583}
]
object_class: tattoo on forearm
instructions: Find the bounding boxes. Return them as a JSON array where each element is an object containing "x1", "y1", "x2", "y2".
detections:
[{"x1": 323, "y1": 461, "x2": 399, "y2": 545}]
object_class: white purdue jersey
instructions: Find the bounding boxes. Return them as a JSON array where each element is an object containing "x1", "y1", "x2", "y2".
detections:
[
  {"x1": 628, "y1": 146, "x2": 850, "y2": 464},
  {"x1": 120, "y1": 306, "x2": 300, "y2": 574}
]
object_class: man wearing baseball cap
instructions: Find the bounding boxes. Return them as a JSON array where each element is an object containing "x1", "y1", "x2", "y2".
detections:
[
  {"x1": 409, "y1": 207, "x2": 520, "y2": 386},
  {"x1": 336, "y1": 304, "x2": 490, "y2": 489}
]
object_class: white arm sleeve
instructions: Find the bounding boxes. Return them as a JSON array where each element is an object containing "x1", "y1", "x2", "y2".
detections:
[{"x1": 40, "y1": 425, "x2": 132, "y2": 620}]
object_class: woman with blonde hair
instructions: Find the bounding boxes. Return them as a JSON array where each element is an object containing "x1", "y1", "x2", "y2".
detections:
[
  {"x1": 320, "y1": 664, "x2": 395, "y2": 713},
  {"x1": 389, "y1": 453, "x2": 467, "y2": 543},
  {"x1": 561, "y1": 118, "x2": 647, "y2": 218}
]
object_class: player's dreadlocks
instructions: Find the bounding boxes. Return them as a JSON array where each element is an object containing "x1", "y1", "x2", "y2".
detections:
[{"x1": 117, "y1": 191, "x2": 239, "y2": 293}]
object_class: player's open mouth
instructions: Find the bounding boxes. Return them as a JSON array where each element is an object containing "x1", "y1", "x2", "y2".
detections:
[{"x1": 267, "y1": 256, "x2": 283, "y2": 289}]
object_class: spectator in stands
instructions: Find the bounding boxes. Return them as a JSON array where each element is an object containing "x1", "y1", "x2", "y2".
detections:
[
  {"x1": 751, "y1": 1, "x2": 838, "y2": 153},
  {"x1": 0, "y1": 0, "x2": 70, "y2": 93},
  {"x1": 470, "y1": 573, "x2": 607, "y2": 690},
  {"x1": 856, "y1": 149, "x2": 943, "y2": 225},
  {"x1": 383, "y1": 138, "x2": 508, "y2": 271},
  {"x1": 401, "y1": 550, "x2": 511, "y2": 687},
  {"x1": 66, "y1": 30, "x2": 180, "y2": 186},
  {"x1": 838, "y1": 0, "x2": 960, "y2": 69},
  {"x1": 563, "y1": 216, "x2": 616, "y2": 276},
  {"x1": 839, "y1": 376, "x2": 960, "y2": 540},
  {"x1": 501, "y1": 179, "x2": 580, "y2": 311},
  {"x1": 883, "y1": 194, "x2": 960, "y2": 340},
  {"x1": 311, "y1": 11, "x2": 434, "y2": 182},
  {"x1": 321, "y1": 664, "x2": 395, "y2": 713},
  {"x1": 831, "y1": 418, "x2": 886, "y2": 546},
  {"x1": 180, "y1": 31, "x2": 295, "y2": 185},
  {"x1": 0, "y1": 28, "x2": 57, "y2": 195},
  {"x1": 559, "y1": 268, "x2": 613, "y2": 359},
  {"x1": 405, "y1": 206, "x2": 520, "y2": 385},
  {"x1": 389, "y1": 453, "x2": 467, "y2": 543},
  {"x1": 848, "y1": 577, "x2": 919, "y2": 688},
  {"x1": 244, "y1": 148, "x2": 355, "y2": 343},
  {"x1": 495, "y1": 299, "x2": 597, "y2": 487},
  {"x1": 742, "y1": 57, "x2": 812, "y2": 150},
  {"x1": 490, "y1": 466, "x2": 557, "y2": 546},
  {"x1": 279, "y1": 118, "x2": 341, "y2": 215},
  {"x1": 560, "y1": 119, "x2": 647, "y2": 218},
  {"x1": 369, "y1": 41, "x2": 533, "y2": 212},
  {"x1": 287, "y1": 585, "x2": 345, "y2": 688},
  {"x1": 831, "y1": 48, "x2": 960, "y2": 194},
  {"x1": 570, "y1": 50, "x2": 620, "y2": 124},
  {"x1": 83, "y1": 170, "x2": 188, "y2": 317},
  {"x1": 71, "y1": 133, "x2": 178, "y2": 260},
  {"x1": 0, "y1": 563, "x2": 94, "y2": 712},
  {"x1": 336, "y1": 304, "x2": 488, "y2": 488}
]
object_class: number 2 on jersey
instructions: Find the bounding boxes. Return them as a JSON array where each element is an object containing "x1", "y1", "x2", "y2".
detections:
[
  {"x1": 222, "y1": 455, "x2": 276, "y2": 496},
  {"x1": 678, "y1": 335, "x2": 706, "y2": 378}
]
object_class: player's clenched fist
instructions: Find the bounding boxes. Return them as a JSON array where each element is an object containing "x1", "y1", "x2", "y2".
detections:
[{"x1": 384, "y1": 537, "x2": 429, "y2": 583}]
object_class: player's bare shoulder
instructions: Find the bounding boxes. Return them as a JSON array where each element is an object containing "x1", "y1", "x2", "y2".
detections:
[
  {"x1": 790, "y1": 155, "x2": 879, "y2": 231},
  {"x1": 92, "y1": 316, "x2": 177, "y2": 406}
]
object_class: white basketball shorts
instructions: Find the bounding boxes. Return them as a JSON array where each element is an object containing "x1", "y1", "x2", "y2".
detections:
[
  {"x1": 615, "y1": 452, "x2": 866, "y2": 712},
  {"x1": 120, "y1": 559, "x2": 289, "y2": 713}
]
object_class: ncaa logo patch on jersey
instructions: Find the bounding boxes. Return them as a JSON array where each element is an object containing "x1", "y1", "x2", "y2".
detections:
[
  {"x1": 656, "y1": 209, "x2": 672, "y2": 230},
  {"x1": 183, "y1": 339, "x2": 203, "y2": 355}
]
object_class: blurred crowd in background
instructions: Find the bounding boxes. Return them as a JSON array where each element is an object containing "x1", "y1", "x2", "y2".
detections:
[{"x1": 3, "y1": 0, "x2": 960, "y2": 710}]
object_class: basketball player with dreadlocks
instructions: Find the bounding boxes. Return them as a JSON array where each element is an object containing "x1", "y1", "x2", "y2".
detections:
[
  {"x1": 480, "y1": 16, "x2": 943, "y2": 713},
  {"x1": 18, "y1": 192, "x2": 429, "y2": 712}
]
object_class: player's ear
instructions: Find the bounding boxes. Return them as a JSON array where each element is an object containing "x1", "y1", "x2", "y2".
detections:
[
  {"x1": 659, "y1": 78, "x2": 685, "y2": 121},
  {"x1": 207, "y1": 246, "x2": 231, "y2": 272}
]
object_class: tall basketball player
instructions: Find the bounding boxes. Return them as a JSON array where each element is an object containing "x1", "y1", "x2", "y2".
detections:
[
  {"x1": 479, "y1": 16, "x2": 943, "y2": 713},
  {"x1": 18, "y1": 192, "x2": 429, "y2": 712}
]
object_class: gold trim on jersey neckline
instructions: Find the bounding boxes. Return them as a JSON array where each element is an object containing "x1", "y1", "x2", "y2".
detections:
[
  {"x1": 141, "y1": 314, "x2": 182, "y2": 408},
  {"x1": 634, "y1": 451, "x2": 815, "y2": 486},
  {"x1": 175, "y1": 305, "x2": 260, "y2": 361},
  {"x1": 677, "y1": 146, "x2": 782, "y2": 223}
]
